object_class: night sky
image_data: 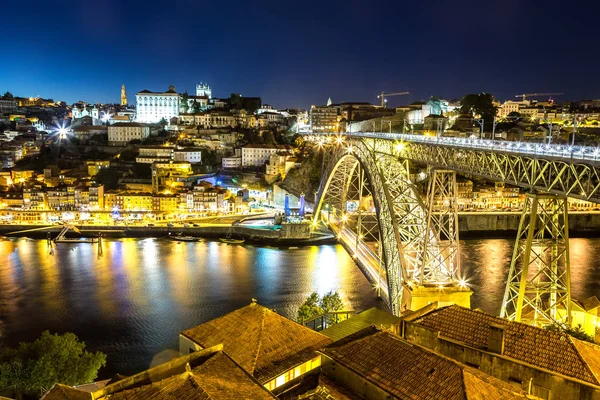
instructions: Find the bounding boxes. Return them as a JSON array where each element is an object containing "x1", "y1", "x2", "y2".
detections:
[{"x1": 2, "y1": 0, "x2": 599, "y2": 108}]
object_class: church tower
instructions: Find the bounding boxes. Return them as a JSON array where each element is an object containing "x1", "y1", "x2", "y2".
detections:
[{"x1": 121, "y1": 84, "x2": 127, "y2": 106}]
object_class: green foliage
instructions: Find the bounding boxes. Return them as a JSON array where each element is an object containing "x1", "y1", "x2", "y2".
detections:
[
  {"x1": 118, "y1": 148, "x2": 139, "y2": 162},
  {"x1": 297, "y1": 291, "x2": 346, "y2": 323},
  {"x1": 200, "y1": 148, "x2": 217, "y2": 166},
  {"x1": 181, "y1": 90, "x2": 189, "y2": 113},
  {"x1": 545, "y1": 323, "x2": 595, "y2": 343},
  {"x1": 0, "y1": 331, "x2": 106, "y2": 399},
  {"x1": 460, "y1": 93, "x2": 498, "y2": 131},
  {"x1": 191, "y1": 101, "x2": 201, "y2": 113},
  {"x1": 262, "y1": 131, "x2": 276, "y2": 145},
  {"x1": 297, "y1": 292, "x2": 323, "y2": 323},
  {"x1": 94, "y1": 167, "x2": 122, "y2": 190},
  {"x1": 3, "y1": 91, "x2": 13, "y2": 99},
  {"x1": 321, "y1": 291, "x2": 344, "y2": 313}
]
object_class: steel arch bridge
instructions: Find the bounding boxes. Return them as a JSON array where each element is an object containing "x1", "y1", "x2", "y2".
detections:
[
  {"x1": 312, "y1": 137, "x2": 459, "y2": 315},
  {"x1": 307, "y1": 132, "x2": 600, "y2": 327}
]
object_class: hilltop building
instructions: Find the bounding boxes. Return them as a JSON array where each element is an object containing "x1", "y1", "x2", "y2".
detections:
[
  {"x1": 136, "y1": 85, "x2": 180, "y2": 123},
  {"x1": 120, "y1": 84, "x2": 127, "y2": 106}
]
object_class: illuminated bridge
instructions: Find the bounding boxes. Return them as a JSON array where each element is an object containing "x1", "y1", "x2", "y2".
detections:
[{"x1": 303, "y1": 132, "x2": 600, "y2": 328}]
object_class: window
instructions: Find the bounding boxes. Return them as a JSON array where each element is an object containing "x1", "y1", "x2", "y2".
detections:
[{"x1": 531, "y1": 383, "x2": 551, "y2": 400}]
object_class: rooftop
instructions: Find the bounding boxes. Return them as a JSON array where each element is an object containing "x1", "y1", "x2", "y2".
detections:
[
  {"x1": 320, "y1": 307, "x2": 400, "y2": 342},
  {"x1": 321, "y1": 327, "x2": 526, "y2": 399},
  {"x1": 42, "y1": 347, "x2": 275, "y2": 400},
  {"x1": 411, "y1": 305, "x2": 600, "y2": 385},
  {"x1": 180, "y1": 302, "x2": 332, "y2": 383}
]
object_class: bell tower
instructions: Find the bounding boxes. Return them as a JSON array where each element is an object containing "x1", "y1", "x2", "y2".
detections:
[{"x1": 121, "y1": 84, "x2": 127, "y2": 106}]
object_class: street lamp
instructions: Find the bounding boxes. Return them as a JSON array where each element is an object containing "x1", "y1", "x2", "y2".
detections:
[
  {"x1": 101, "y1": 112, "x2": 112, "y2": 125},
  {"x1": 491, "y1": 117, "x2": 499, "y2": 141},
  {"x1": 381, "y1": 120, "x2": 392, "y2": 133},
  {"x1": 474, "y1": 119, "x2": 484, "y2": 139}
]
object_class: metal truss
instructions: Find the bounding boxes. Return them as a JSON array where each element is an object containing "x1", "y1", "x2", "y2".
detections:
[
  {"x1": 421, "y1": 169, "x2": 460, "y2": 284},
  {"x1": 314, "y1": 138, "x2": 450, "y2": 315},
  {"x1": 500, "y1": 194, "x2": 571, "y2": 327},
  {"x1": 395, "y1": 141, "x2": 600, "y2": 203}
]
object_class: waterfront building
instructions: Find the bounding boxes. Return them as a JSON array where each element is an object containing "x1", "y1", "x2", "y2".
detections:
[
  {"x1": 403, "y1": 305, "x2": 600, "y2": 399},
  {"x1": 42, "y1": 346, "x2": 276, "y2": 400},
  {"x1": 173, "y1": 148, "x2": 202, "y2": 163},
  {"x1": 115, "y1": 193, "x2": 153, "y2": 211},
  {"x1": 179, "y1": 183, "x2": 227, "y2": 211},
  {"x1": 46, "y1": 185, "x2": 75, "y2": 210},
  {"x1": 320, "y1": 326, "x2": 526, "y2": 399},
  {"x1": 135, "y1": 146, "x2": 174, "y2": 164},
  {"x1": 151, "y1": 194, "x2": 179, "y2": 212},
  {"x1": 0, "y1": 192, "x2": 23, "y2": 208},
  {"x1": 242, "y1": 144, "x2": 290, "y2": 168},
  {"x1": 74, "y1": 184, "x2": 104, "y2": 210},
  {"x1": 136, "y1": 85, "x2": 180, "y2": 123},
  {"x1": 108, "y1": 123, "x2": 151, "y2": 146},
  {"x1": 22, "y1": 183, "x2": 47, "y2": 210},
  {"x1": 179, "y1": 301, "x2": 332, "y2": 393}
]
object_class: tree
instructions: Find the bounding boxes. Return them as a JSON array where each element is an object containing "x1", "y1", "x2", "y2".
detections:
[
  {"x1": 192, "y1": 100, "x2": 201, "y2": 114},
  {"x1": 507, "y1": 111, "x2": 521, "y2": 120},
  {"x1": 296, "y1": 291, "x2": 346, "y2": 323},
  {"x1": 3, "y1": 91, "x2": 13, "y2": 99},
  {"x1": 0, "y1": 331, "x2": 106, "y2": 399},
  {"x1": 545, "y1": 323, "x2": 594, "y2": 343},
  {"x1": 460, "y1": 93, "x2": 498, "y2": 131},
  {"x1": 181, "y1": 90, "x2": 189, "y2": 113},
  {"x1": 297, "y1": 292, "x2": 323, "y2": 323},
  {"x1": 321, "y1": 291, "x2": 344, "y2": 313}
]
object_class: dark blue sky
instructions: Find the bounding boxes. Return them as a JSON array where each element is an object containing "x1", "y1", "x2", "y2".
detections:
[{"x1": 2, "y1": 0, "x2": 598, "y2": 108}]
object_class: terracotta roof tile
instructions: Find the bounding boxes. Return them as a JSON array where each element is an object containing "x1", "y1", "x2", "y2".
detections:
[
  {"x1": 41, "y1": 384, "x2": 91, "y2": 400},
  {"x1": 181, "y1": 302, "x2": 332, "y2": 383},
  {"x1": 101, "y1": 352, "x2": 275, "y2": 400},
  {"x1": 321, "y1": 328, "x2": 525, "y2": 399},
  {"x1": 412, "y1": 305, "x2": 600, "y2": 385}
]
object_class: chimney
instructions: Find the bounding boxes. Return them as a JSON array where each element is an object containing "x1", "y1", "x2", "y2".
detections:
[{"x1": 488, "y1": 324, "x2": 505, "y2": 355}]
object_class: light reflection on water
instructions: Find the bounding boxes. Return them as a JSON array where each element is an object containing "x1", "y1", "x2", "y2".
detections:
[
  {"x1": 1, "y1": 237, "x2": 598, "y2": 377},
  {"x1": 0, "y1": 238, "x2": 382, "y2": 376}
]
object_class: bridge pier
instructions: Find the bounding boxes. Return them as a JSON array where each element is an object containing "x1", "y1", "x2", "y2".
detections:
[
  {"x1": 501, "y1": 193, "x2": 571, "y2": 327},
  {"x1": 405, "y1": 284, "x2": 473, "y2": 311}
]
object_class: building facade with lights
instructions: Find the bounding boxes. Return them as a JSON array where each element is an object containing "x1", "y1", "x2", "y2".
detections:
[
  {"x1": 136, "y1": 85, "x2": 180, "y2": 123},
  {"x1": 242, "y1": 145, "x2": 291, "y2": 168},
  {"x1": 108, "y1": 123, "x2": 151, "y2": 146}
]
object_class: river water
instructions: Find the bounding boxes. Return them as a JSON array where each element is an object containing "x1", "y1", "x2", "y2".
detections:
[{"x1": 1, "y1": 237, "x2": 600, "y2": 377}]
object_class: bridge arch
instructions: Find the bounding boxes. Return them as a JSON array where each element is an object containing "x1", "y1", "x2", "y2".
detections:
[{"x1": 313, "y1": 139, "x2": 432, "y2": 314}]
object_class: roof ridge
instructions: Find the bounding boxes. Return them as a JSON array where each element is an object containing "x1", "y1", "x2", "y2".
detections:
[
  {"x1": 249, "y1": 305, "x2": 267, "y2": 375},
  {"x1": 569, "y1": 336, "x2": 600, "y2": 385}
]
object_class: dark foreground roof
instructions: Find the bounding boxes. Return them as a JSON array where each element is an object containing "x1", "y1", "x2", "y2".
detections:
[
  {"x1": 321, "y1": 327, "x2": 527, "y2": 399},
  {"x1": 412, "y1": 305, "x2": 600, "y2": 385},
  {"x1": 42, "y1": 346, "x2": 275, "y2": 400},
  {"x1": 181, "y1": 302, "x2": 332, "y2": 383}
]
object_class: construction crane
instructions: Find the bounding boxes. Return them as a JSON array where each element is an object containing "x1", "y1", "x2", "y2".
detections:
[
  {"x1": 515, "y1": 92, "x2": 564, "y2": 102},
  {"x1": 377, "y1": 91, "x2": 409, "y2": 107}
]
